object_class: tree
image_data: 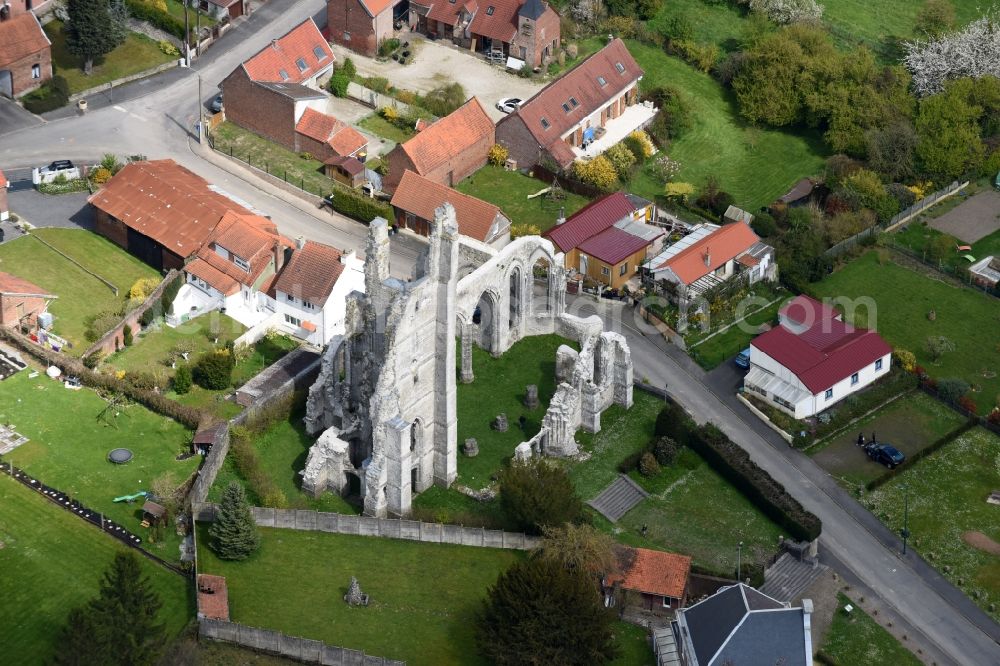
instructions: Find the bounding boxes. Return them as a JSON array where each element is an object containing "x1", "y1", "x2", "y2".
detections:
[
  {"x1": 743, "y1": 0, "x2": 823, "y2": 25},
  {"x1": 172, "y1": 364, "x2": 192, "y2": 394},
  {"x1": 924, "y1": 335, "x2": 956, "y2": 362},
  {"x1": 65, "y1": 0, "x2": 127, "y2": 74},
  {"x1": 340, "y1": 57, "x2": 357, "y2": 79},
  {"x1": 904, "y1": 9, "x2": 1000, "y2": 96},
  {"x1": 53, "y1": 551, "x2": 166, "y2": 666},
  {"x1": 603, "y1": 143, "x2": 636, "y2": 180},
  {"x1": 537, "y1": 524, "x2": 618, "y2": 575},
  {"x1": 573, "y1": 156, "x2": 619, "y2": 191},
  {"x1": 638, "y1": 452, "x2": 661, "y2": 477},
  {"x1": 499, "y1": 458, "x2": 585, "y2": 534},
  {"x1": 122, "y1": 324, "x2": 133, "y2": 347},
  {"x1": 476, "y1": 558, "x2": 618, "y2": 665},
  {"x1": 192, "y1": 349, "x2": 234, "y2": 390},
  {"x1": 916, "y1": 78, "x2": 987, "y2": 178},
  {"x1": 209, "y1": 481, "x2": 261, "y2": 560},
  {"x1": 653, "y1": 436, "x2": 681, "y2": 465},
  {"x1": 916, "y1": 0, "x2": 956, "y2": 39},
  {"x1": 864, "y1": 119, "x2": 918, "y2": 182},
  {"x1": 420, "y1": 82, "x2": 466, "y2": 116}
]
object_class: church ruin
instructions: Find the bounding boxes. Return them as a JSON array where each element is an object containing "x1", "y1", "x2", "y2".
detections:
[{"x1": 302, "y1": 204, "x2": 633, "y2": 517}]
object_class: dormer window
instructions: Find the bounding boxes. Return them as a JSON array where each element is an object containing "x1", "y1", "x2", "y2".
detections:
[
  {"x1": 540, "y1": 117, "x2": 550, "y2": 129},
  {"x1": 279, "y1": 69, "x2": 289, "y2": 81},
  {"x1": 296, "y1": 57, "x2": 308, "y2": 73},
  {"x1": 615, "y1": 62, "x2": 625, "y2": 74},
  {"x1": 569, "y1": 97, "x2": 579, "y2": 108},
  {"x1": 233, "y1": 255, "x2": 250, "y2": 273},
  {"x1": 562, "y1": 102, "x2": 570, "y2": 112},
  {"x1": 597, "y1": 76, "x2": 607, "y2": 86},
  {"x1": 486, "y1": 5, "x2": 494, "y2": 13},
  {"x1": 313, "y1": 46, "x2": 327, "y2": 61}
]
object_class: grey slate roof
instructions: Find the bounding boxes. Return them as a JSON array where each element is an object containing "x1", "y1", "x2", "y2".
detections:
[
  {"x1": 518, "y1": 0, "x2": 547, "y2": 20},
  {"x1": 716, "y1": 610, "x2": 808, "y2": 665}
]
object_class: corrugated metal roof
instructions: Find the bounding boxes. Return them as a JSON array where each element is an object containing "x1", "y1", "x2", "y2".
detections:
[{"x1": 577, "y1": 226, "x2": 652, "y2": 265}]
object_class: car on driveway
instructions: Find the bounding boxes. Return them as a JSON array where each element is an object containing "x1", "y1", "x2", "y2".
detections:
[
  {"x1": 41, "y1": 160, "x2": 74, "y2": 174},
  {"x1": 866, "y1": 442, "x2": 905, "y2": 469},
  {"x1": 210, "y1": 95, "x2": 223, "y2": 113},
  {"x1": 734, "y1": 347, "x2": 752, "y2": 370},
  {"x1": 496, "y1": 97, "x2": 522, "y2": 114}
]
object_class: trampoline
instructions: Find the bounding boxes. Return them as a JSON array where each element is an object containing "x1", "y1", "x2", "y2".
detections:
[{"x1": 107, "y1": 448, "x2": 134, "y2": 464}]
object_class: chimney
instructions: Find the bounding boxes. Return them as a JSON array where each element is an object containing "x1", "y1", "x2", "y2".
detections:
[
  {"x1": 273, "y1": 240, "x2": 285, "y2": 272},
  {"x1": 555, "y1": 206, "x2": 566, "y2": 226},
  {"x1": 271, "y1": 39, "x2": 279, "y2": 50},
  {"x1": 340, "y1": 249, "x2": 356, "y2": 264},
  {"x1": 703, "y1": 247, "x2": 711, "y2": 267},
  {"x1": 296, "y1": 235, "x2": 306, "y2": 250}
]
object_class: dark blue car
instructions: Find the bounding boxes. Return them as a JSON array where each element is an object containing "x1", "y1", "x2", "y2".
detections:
[
  {"x1": 868, "y1": 443, "x2": 905, "y2": 469},
  {"x1": 734, "y1": 347, "x2": 752, "y2": 370}
]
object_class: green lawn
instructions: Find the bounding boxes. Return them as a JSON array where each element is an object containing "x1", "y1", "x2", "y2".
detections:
[
  {"x1": 0, "y1": 475, "x2": 191, "y2": 664},
  {"x1": 195, "y1": 526, "x2": 524, "y2": 665},
  {"x1": 0, "y1": 371, "x2": 196, "y2": 558},
  {"x1": 866, "y1": 427, "x2": 1000, "y2": 622},
  {"x1": 819, "y1": 592, "x2": 922, "y2": 665},
  {"x1": 107, "y1": 312, "x2": 246, "y2": 376},
  {"x1": 625, "y1": 40, "x2": 827, "y2": 212},
  {"x1": 610, "y1": 622, "x2": 654, "y2": 666},
  {"x1": 571, "y1": 390, "x2": 785, "y2": 576},
  {"x1": 357, "y1": 113, "x2": 414, "y2": 144},
  {"x1": 456, "y1": 166, "x2": 591, "y2": 233},
  {"x1": 686, "y1": 298, "x2": 783, "y2": 370},
  {"x1": 0, "y1": 230, "x2": 159, "y2": 353},
  {"x1": 165, "y1": 0, "x2": 216, "y2": 27},
  {"x1": 456, "y1": 334, "x2": 576, "y2": 488},
  {"x1": 214, "y1": 122, "x2": 332, "y2": 197},
  {"x1": 809, "y1": 391, "x2": 968, "y2": 488},
  {"x1": 44, "y1": 19, "x2": 174, "y2": 95},
  {"x1": 810, "y1": 251, "x2": 1000, "y2": 412}
]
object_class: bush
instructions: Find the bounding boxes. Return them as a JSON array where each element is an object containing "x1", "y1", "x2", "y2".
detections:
[
  {"x1": 572, "y1": 156, "x2": 619, "y2": 191},
  {"x1": 644, "y1": 86, "x2": 692, "y2": 145},
  {"x1": 21, "y1": 76, "x2": 70, "y2": 114},
  {"x1": 128, "y1": 277, "x2": 160, "y2": 302},
  {"x1": 90, "y1": 167, "x2": 113, "y2": 185},
  {"x1": 122, "y1": 325, "x2": 133, "y2": 347},
  {"x1": 325, "y1": 187, "x2": 394, "y2": 223},
  {"x1": 160, "y1": 273, "x2": 182, "y2": 317},
  {"x1": 192, "y1": 350, "x2": 234, "y2": 390},
  {"x1": 638, "y1": 452, "x2": 661, "y2": 477},
  {"x1": 751, "y1": 211, "x2": 778, "y2": 238},
  {"x1": 603, "y1": 143, "x2": 637, "y2": 180},
  {"x1": 328, "y1": 74, "x2": 350, "y2": 98},
  {"x1": 172, "y1": 364, "x2": 192, "y2": 395},
  {"x1": 139, "y1": 306, "x2": 158, "y2": 327},
  {"x1": 378, "y1": 38, "x2": 400, "y2": 57},
  {"x1": 671, "y1": 40, "x2": 720, "y2": 73},
  {"x1": 157, "y1": 40, "x2": 179, "y2": 57},
  {"x1": 623, "y1": 130, "x2": 654, "y2": 159},
  {"x1": 124, "y1": 0, "x2": 185, "y2": 39},
  {"x1": 936, "y1": 377, "x2": 970, "y2": 404},
  {"x1": 419, "y1": 82, "x2": 466, "y2": 117},
  {"x1": 653, "y1": 436, "x2": 680, "y2": 465},
  {"x1": 82, "y1": 352, "x2": 103, "y2": 370},
  {"x1": 86, "y1": 309, "x2": 123, "y2": 342},
  {"x1": 341, "y1": 57, "x2": 357, "y2": 79},
  {"x1": 893, "y1": 349, "x2": 917, "y2": 373},
  {"x1": 499, "y1": 457, "x2": 586, "y2": 534},
  {"x1": 487, "y1": 144, "x2": 509, "y2": 166},
  {"x1": 510, "y1": 222, "x2": 541, "y2": 238}
]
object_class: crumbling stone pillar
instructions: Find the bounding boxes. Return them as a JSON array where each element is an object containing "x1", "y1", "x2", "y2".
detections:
[
  {"x1": 460, "y1": 322, "x2": 475, "y2": 383},
  {"x1": 384, "y1": 416, "x2": 412, "y2": 517}
]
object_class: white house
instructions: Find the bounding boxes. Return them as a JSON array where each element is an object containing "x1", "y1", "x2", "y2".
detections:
[{"x1": 744, "y1": 295, "x2": 892, "y2": 419}]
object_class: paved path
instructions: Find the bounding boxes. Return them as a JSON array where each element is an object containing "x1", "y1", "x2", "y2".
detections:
[
  {"x1": 588, "y1": 474, "x2": 648, "y2": 522},
  {"x1": 567, "y1": 294, "x2": 1000, "y2": 666}
]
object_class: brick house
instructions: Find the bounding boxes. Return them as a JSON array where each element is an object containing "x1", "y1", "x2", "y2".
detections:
[
  {"x1": 0, "y1": 272, "x2": 56, "y2": 331},
  {"x1": 544, "y1": 192, "x2": 661, "y2": 289},
  {"x1": 604, "y1": 547, "x2": 692, "y2": 612},
  {"x1": 0, "y1": 11, "x2": 51, "y2": 98},
  {"x1": 221, "y1": 19, "x2": 361, "y2": 163},
  {"x1": 496, "y1": 38, "x2": 645, "y2": 169},
  {"x1": 0, "y1": 169, "x2": 9, "y2": 221},
  {"x1": 390, "y1": 169, "x2": 511, "y2": 247},
  {"x1": 409, "y1": 0, "x2": 559, "y2": 69},
  {"x1": 327, "y1": 0, "x2": 403, "y2": 57},
  {"x1": 383, "y1": 96, "x2": 494, "y2": 193}
]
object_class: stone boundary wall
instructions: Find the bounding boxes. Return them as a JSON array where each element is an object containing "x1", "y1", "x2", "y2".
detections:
[
  {"x1": 28, "y1": 231, "x2": 118, "y2": 295},
  {"x1": 346, "y1": 81, "x2": 418, "y2": 115},
  {"x1": 193, "y1": 504, "x2": 541, "y2": 550},
  {"x1": 126, "y1": 16, "x2": 182, "y2": 49},
  {"x1": 199, "y1": 619, "x2": 405, "y2": 666},
  {"x1": 85, "y1": 270, "x2": 181, "y2": 359},
  {"x1": 69, "y1": 61, "x2": 179, "y2": 103}
]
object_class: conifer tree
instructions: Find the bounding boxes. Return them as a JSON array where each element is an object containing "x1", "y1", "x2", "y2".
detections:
[
  {"x1": 65, "y1": 0, "x2": 127, "y2": 74},
  {"x1": 209, "y1": 481, "x2": 261, "y2": 560}
]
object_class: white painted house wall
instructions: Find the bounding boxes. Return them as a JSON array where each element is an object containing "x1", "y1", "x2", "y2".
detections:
[{"x1": 272, "y1": 253, "x2": 365, "y2": 345}]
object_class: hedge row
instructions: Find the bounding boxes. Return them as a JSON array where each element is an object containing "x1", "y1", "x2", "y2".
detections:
[
  {"x1": 655, "y1": 402, "x2": 822, "y2": 542},
  {"x1": 229, "y1": 426, "x2": 288, "y2": 508},
  {"x1": 0, "y1": 327, "x2": 203, "y2": 430},
  {"x1": 865, "y1": 418, "x2": 976, "y2": 491},
  {"x1": 22, "y1": 76, "x2": 70, "y2": 114},
  {"x1": 326, "y1": 186, "x2": 394, "y2": 224},
  {"x1": 125, "y1": 0, "x2": 186, "y2": 39}
]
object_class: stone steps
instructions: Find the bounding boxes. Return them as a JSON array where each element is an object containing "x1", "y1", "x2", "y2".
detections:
[
  {"x1": 588, "y1": 474, "x2": 649, "y2": 523},
  {"x1": 759, "y1": 552, "x2": 828, "y2": 603}
]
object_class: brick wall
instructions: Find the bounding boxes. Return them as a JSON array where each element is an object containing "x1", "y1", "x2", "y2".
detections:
[
  {"x1": 94, "y1": 209, "x2": 128, "y2": 249},
  {"x1": 327, "y1": 0, "x2": 379, "y2": 57},
  {"x1": 221, "y1": 69, "x2": 298, "y2": 151},
  {"x1": 6, "y1": 43, "x2": 52, "y2": 98},
  {"x1": 294, "y1": 130, "x2": 335, "y2": 164},
  {"x1": 385, "y1": 131, "x2": 492, "y2": 193},
  {"x1": 383, "y1": 146, "x2": 416, "y2": 193},
  {"x1": 0, "y1": 294, "x2": 47, "y2": 328},
  {"x1": 496, "y1": 114, "x2": 541, "y2": 168},
  {"x1": 84, "y1": 270, "x2": 181, "y2": 359}
]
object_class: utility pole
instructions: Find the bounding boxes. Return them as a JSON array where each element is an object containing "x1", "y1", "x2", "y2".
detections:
[
  {"x1": 901, "y1": 484, "x2": 911, "y2": 555},
  {"x1": 183, "y1": 2, "x2": 190, "y2": 67},
  {"x1": 737, "y1": 541, "x2": 744, "y2": 582}
]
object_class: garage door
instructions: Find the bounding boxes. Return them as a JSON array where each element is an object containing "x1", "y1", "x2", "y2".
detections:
[{"x1": 228, "y1": 1, "x2": 242, "y2": 19}]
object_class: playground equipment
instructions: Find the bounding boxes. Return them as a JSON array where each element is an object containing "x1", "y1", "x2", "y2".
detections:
[
  {"x1": 107, "y1": 448, "x2": 134, "y2": 464},
  {"x1": 113, "y1": 491, "x2": 148, "y2": 503}
]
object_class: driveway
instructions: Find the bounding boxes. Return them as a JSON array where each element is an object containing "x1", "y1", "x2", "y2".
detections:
[
  {"x1": 6, "y1": 189, "x2": 94, "y2": 230},
  {"x1": 330, "y1": 34, "x2": 546, "y2": 122},
  {"x1": 0, "y1": 97, "x2": 42, "y2": 137}
]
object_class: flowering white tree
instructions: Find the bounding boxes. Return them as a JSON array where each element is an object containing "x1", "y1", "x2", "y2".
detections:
[
  {"x1": 904, "y1": 9, "x2": 1000, "y2": 96},
  {"x1": 741, "y1": 0, "x2": 824, "y2": 24}
]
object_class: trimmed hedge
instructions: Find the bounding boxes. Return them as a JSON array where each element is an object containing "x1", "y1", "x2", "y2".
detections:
[
  {"x1": 125, "y1": 0, "x2": 186, "y2": 39},
  {"x1": 654, "y1": 400, "x2": 822, "y2": 542},
  {"x1": 22, "y1": 76, "x2": 69, "y2": 114},
  {"x1": 325, "y1": 187, "x2": 394, "y2": 224}
]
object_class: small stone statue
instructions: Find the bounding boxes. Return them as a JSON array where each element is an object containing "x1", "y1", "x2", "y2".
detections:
[
  {"x1": 524, "y1": 385, "x2": 539, "y2": 409},
  {"x1": 463, "y1": 438, "x2": 479, "y2": 457},
  {"x1": 492, "y1": 413, "x2": 508, "y2": 432},
  {"x1": 344, "y1": 576, "x2": 369, "y2": 606}
]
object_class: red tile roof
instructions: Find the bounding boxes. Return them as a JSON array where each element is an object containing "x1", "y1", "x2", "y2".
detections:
[
  {"x1": 501, "y1": 39, "x2": 642, "y2": 166},
  {"x1": 270, "y1": 241, "x2": 346, "y2": 308},
  {"x1": 608, "y1": 548, "x2": 691, "y2": 599},
  {"x1": 242, "y1": 19, "x2": 334, "y2": 84},
  {"x1": 780, "y1": 295, "x2": 840, "y2": 327},
  {"x1": 0, "y1": 170, "x2": 7, "y2": 188},
  {"x1": 88, "y1": 160, "x2": 252, "y2": 259},
  {"x1": 186, "y1": 258, "x2": 240, "y2": 296},
  {"x1": 358, "y1": 0, "x2": 402, "y2": 16},
  {"x1": 325, "y1": 155, "x2": 366, "y2": 176},
  {"x1": 544, "y1": 192, "x2": 637, "y2": 253},
  {"x1": 398, "y1": 97, "x2": 494, "y2": 176},
  {"x1": 295, "y1": 108, "x2": 367, "y2": 157},
  {"x1": 656, "y1": 222, "x2": 759, "y2": 285},
  {"x1": 425, "y1": 0, "x2": 476, "y2": 27},
  {"x1": 391, "y1": 170, "x2": 506, "y2": 242},
  {"x1": 197, "y1": 575, "x2": 230, "y2": 621},
  {"x1": 191, "y1": 211, "x2": 290, "y2": 292},
  {"x1": 0, "y1": 271, "x2": 54, "y2": 298},
  {"x1": 752, "y1": 305, "x2": 892, "y2": 394},
  {"x1": 300, "y1": 319, "x2": 318, "y2": 332},
  {"x1": 468, "y1": 0, "x2": 519, "y2": 42},
  {"x1": 577, "y1": 226, "x2": 651, "y2": 266},
  {"x1": 0, "y1": 13, "x2": 50, "y2": 66}
]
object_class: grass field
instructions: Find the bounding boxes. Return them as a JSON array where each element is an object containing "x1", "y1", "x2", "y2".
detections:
[
  {"x1": 107, "y1": 312, "x2": 247, "y2": 376},
  {"x1": 357, "y1": 113, "x2": 414, "y2": 144},
  {"x1": 809, "y1": 391, "x2": 968, "y2": 488},
  {"x1": 624, "y1": 40, "x2": 827, "y2": 212},
  {"x1": 455, "y1": 334, "x2": 575, "y2": 488},
  {"x1": 0, "y1": 371, "x2": 196, "y2": 557},
  {"x1": 0, "y1": 230, "x2": 159, "y2": 352},
  {"x1": 810, "y1": 251, "x2": 1000, "y2": 412},
  {"x1": 456, "y1": 166, "x2": 591, "y2": 233},
  {"x1": 819, "y1": 592, "x2": 922, "y2": 665},
  {"x1": 570, "y1": 390, "x2": 785, "y2": 576},
  {"x1": 44, "y1": 20, "x2": 174, "y2": 95},
  {"x1": 196, "y1": 526, "x2": 524, "y2": 665},
  {"x1": 866, "y1": 428, "x2": 1000, "y2": 622},
  {"x1": 213, "y1": 122, "x2": 332, "y2": 197},
  {"x1": 0, "y1": 475, "x2": 190, "y2": 664}
]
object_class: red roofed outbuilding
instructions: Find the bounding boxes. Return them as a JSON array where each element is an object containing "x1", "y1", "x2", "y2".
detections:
[
  {"x1": 327, "y1": 0, "x2": 404, "y2": 56},
  {"x1": 605, "y1": 547, "x2": 692, "y2": 612},
  {"x1": 746, "y1": 295, "x2": 892, "y2": 419},
  {"x1": 0, "y1": 12, "x2": 51, "y2": 98}
]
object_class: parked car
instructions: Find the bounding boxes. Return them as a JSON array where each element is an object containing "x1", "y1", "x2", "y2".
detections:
[
  {"x1": 40, "y1": 160, "x2": 74, "y2": 174},
  {"x1": 210, "y1": 94, "x2": 223, "y2": 113},
  {"x1": 734, "y1": 347, "x2": 752, "y2": 369},
  {"x1": 866, "y1": 443, "x2": 905, "y2": 469},
  {"x1": 496, "y1": 97, "x2": 523, "y2": 114}
]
